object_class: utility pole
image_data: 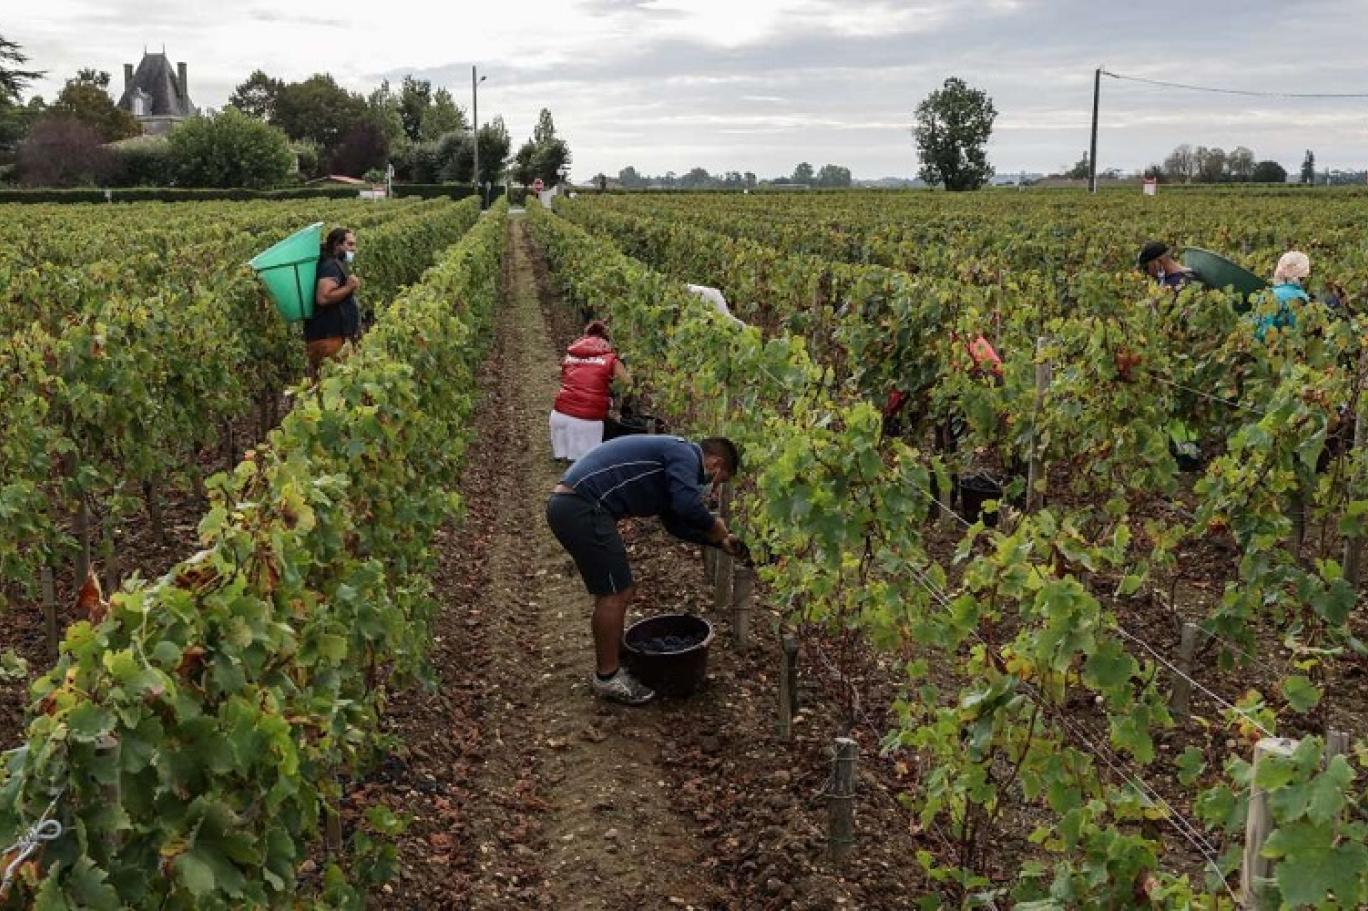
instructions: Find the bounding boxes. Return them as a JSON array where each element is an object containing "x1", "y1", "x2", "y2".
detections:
[
  {"x1": 471, "y1": 66, "x2": 486, "y2": 206},
  {"x1": 1088, "y1": 66, "x2": 1101, "y2": 193}
]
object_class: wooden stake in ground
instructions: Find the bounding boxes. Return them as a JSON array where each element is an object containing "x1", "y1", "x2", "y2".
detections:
[
  {"x1": 74, "y1": 497, "x2": 91, "y2": 588},
  {"x1": 731, "y1": 562, "x2": 754, "y2": 648},
  {"x1": 1025, "y1": 336, "x2": 1052, "y2": 514},
  {"x1": 1170, "y1": 622, "x2": 1198, "y2": 721},
  {"x1": 712, "y1": 483, "x2": 734, "y2": 610},
  {"x1": 1242, "y1": 737, "x2": 1297, "y2": 909},
  {"x1": 1326, "y1": 730, "x2": 1350, "y2": 764},
  {"x1": 40, "y1": 565, "x2": 58, "y2": 658},
  {"x1": 1343, "y1": 401, "x2": 1367, "y2": 585},
  {"x1": 827, "y1": 737, "x2": 858, "y2": 865},
  {"x1": 777, "y1": 635, "x2": 799, "y2": 740}
]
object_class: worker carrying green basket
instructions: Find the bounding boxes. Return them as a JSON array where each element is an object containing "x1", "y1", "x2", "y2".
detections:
[{"x1": 304, "y1": 227, "x2": 363, "y2": 368}]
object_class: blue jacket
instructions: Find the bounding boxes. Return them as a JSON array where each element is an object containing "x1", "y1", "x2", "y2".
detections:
[
  {"x1": 560, "y1": 435, "x2": 718, "y2": 544},
  {"x1": 1254, "y1": 282, "x2": 1308, "y2": 340}
]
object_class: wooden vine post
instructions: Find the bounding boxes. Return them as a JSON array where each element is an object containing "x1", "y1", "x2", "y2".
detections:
[
  {"x1": 827, "y1": 737, "x2": 858, "y2": 865},
  {"x1": 1343, "y1": 393, "x2": 1368, "y2": 586},
  {"x1": 777, "y1": 634, "x2": 799, "y2": 740},
  {"x1": 1326, "y1": 730, "x2": 1350, "y2": 764},
  {"x1": 1025, "y1": 336, "x2": 1052, "y2": 514},
  {"x1": 1169, "y1": 622, "x2": 1199, "y2": 721},
  {"x1": 712, "y1": 483, "x2": 734, "y2": 611},
  {"x1": 730, "y1": 561, "x2": 754, "y2": 648},
  {"x1": 1241, "y1": 737, "x2": 1297, "y2": 909},
  {"x1": 40, "y1": 565, "x2": 58, "y2": 658}
]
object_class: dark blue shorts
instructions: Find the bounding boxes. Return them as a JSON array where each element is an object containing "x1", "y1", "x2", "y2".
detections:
[{"x1": 545, "y1": 492, "x2": 633, "y2": 595}]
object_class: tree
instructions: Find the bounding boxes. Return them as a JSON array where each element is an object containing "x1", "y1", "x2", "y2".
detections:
[
  {"x1": 1301, "y1": 149, "x2": 1316, "y2": 184},
  {"x1": 513, "y1": 108, "x2": 571, "y2": 185},
  {"x1": 1195, "y1": 146, "x2": 1226, "y2": 183},
  {"x1": 1162, "y1": 144, "x2": 1196, "y2": 183},
  {"x1": 477, "y1": 116, "x2": 510, "y2": 185},
  {"x1": 419, "y1": 88, "x2": 465, "y2": 142},
  {"x1": 744, "y1": 171, "x2": 757, "y2": 189},
  {"x1": 272, "y1": 74, "x2": 367, "y2": 155},
  {"x1": 50, "y1": 70, "x2": 141, "y2": 141},
  {"x1": 17, "y1": 116, "x2": 114, "y2": 186},
  {"x1": 791, "y1": 162, "x2": 814, "y2": 185},
  {"x1": 1252, "y1": 159, "x2": 1288, "y2": 183},
  {"x1": 229, "y1": 70, "x2": 284, "y2": 121},
  {"x1": 398, "y1": 76, "x2": 431, "y2": 142},
  {"x1": 1064, "y1": 151, "x2": 1090, "y2": 180},
  {"x1": 0, "y1": 34, "x2": 43, "y2": 153},
  {"x1": 169, "y1": 108, "x2": 293, "y2": 188},
  {"x1": 329, "y1": 117, "x2": 390, "y2": 177},
  {"x1": 912, "y1": 77, "x2": 997, "y2": 191},
  {"x1": 816, "y1": 163, "x2": 852, "y2": 188},
  {"x1": 618, "y1": 165, "x2": 643, "y2": 188},
  {"x1": 681, "y1": 166, "x2": 712, "y2": 189},
  {"x1": 366, "y1": 79, "x2": 406, "y2": 145},
  {"x1": 1227, "y1": 146, "x2": 1256, "y2": 181},
  {"x1": 0, "y1": 34, "x2": 42, "y2": 106},
  {"x1": 533, "y1": 108, "x2": 557, "y2": 146}
]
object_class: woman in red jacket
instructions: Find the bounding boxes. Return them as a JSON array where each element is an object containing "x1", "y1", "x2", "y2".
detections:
[{"x1": 550, "y1": 321, "x2": 632, "y2": 462}]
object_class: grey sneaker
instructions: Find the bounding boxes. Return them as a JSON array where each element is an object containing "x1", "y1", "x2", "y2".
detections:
[{"x1": 592, "y1": 668, "x2": 655, "y2": 705}]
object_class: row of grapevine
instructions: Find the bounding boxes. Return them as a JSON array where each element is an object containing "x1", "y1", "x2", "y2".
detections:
[
  {"x1": 529, "y1": 200, "x2": 1367, "y2": 907},
  {"x1": 590, "y1": 190, "x2": 1368, "y2": 287},
  {"x1": 0, "y1": 199, "x2": 509, "y2": 909},
  {"x1": 0, "y1": 198, "x2": 481, "y2": 617}
]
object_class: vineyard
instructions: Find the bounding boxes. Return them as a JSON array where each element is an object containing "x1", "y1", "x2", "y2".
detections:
[
  {"x1": 537, "y1": 189, "x2": 1368, "y2": 908},
  {"x1": 0, "y1": 187, "x2": 1365, "y2": 908}
]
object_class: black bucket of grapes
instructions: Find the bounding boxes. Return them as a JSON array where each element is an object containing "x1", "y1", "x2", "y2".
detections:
[
  {"x1": 958, "y1": 472, "x2": 1004, "y2": 527},
  {"x1": 621, "y1": 614, "x2": 714, "y2": 698}
]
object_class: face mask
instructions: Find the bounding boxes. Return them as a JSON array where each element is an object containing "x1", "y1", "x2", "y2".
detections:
[{"x1": 344, "y1": 250, "x2": 356, "y2": 264}]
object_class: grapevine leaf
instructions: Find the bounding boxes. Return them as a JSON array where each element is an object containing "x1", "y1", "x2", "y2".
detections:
[{"x1": 1281, "y1": 675, "x2": 1321, "y2": 714}]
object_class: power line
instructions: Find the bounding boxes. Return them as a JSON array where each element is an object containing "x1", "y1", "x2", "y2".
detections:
[{"x1": 1101, "y1": 69, "x2": 1368, "y2": 101}]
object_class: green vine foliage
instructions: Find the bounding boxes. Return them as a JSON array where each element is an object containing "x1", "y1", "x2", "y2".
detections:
[
  {"x1": 532, "y1": 196, "x2": 1368, "y2": 907},
  {"x1": 0, "y1": 198, "x2": 507, "y2": 908},
  {"x1": 0, "y1": 199, "x2": 478, "y2": 612}
]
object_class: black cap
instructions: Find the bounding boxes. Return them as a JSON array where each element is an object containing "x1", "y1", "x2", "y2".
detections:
[{"x1": 1137, "y1": 241, "x2": 1169, "y2": 269}]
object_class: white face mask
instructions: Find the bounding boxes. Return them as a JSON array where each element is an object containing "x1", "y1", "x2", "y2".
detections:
[{"x1": 344, "y1": 250, "x2": 356, "y2": 264}]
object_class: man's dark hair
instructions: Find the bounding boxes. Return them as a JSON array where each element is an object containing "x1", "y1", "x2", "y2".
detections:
[
  {"x1": 1136, "y1": 240, "x2": 1169, "y2": 270},
  {"x1": 321, "y1": 226, "x2": 352, "y2": 259},
  {"x1": 700, "y1": 437, "x2": 741, "y2": 474}
]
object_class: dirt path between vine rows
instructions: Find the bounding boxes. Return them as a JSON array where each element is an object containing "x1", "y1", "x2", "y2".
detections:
[
  {"x1": 360, "y1": 215, "x2": 931, "y2": 910},
  {"x1": 365, "y1": 218, "x2": 713, "y2": 909}
]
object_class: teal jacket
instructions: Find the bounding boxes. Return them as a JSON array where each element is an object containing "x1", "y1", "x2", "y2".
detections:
[{"x1": 1254, "y1": 282, "x2": 1308, "y2": 340}]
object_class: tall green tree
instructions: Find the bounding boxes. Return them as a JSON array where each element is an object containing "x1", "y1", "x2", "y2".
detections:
[
  {"x1": 912, "y1": 76, "x2": 997, "y2": 191},
  {"x1": 0, "y1": 34, "x2": 43, "y2": 153},
  {"x1": 513, "y1": 108, "x2": 571, "y2": 185},
  {"x1": 228, "y1": 70, "x2": 284, "y2": 120},
  {"x1": 1301, "y1": 149, "x2": 1317, "y2": 185},
  {"x1": 50, "y1": 69, "x2": 140, "y2": 141},
  {"x1": 815, "y1": 163, "x2": 851, "y2": 187},
  {"x1": 169, "y1": 107, "x2": 293, "y2": 188},
  {"x1": 398, "y1": 76, "x2": 431, "y2": 142},
  {"x1": 419, "y1": 87, "x2": 465, "y2": 141},
  {"x1": 366, "y1": 79, "x2": 406, "y2": 145},
  {"x1": 791, "y1": 161, "x2": 814, "y2": 184},
  {"x1": 271, "y1": 74, "x2": 367, "y2": 156}
]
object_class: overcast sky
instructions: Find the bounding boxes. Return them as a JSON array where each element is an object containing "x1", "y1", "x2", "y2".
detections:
[{"x1": 13, "y1": 0, "x2": 1368, "y2": 179}]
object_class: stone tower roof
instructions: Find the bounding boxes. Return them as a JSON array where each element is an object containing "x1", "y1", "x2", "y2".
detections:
[{"x1": 116, "y1": 52, "x2": 193, "y2": 117}]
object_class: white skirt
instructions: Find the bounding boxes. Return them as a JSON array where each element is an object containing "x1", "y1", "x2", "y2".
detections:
[{"x1": 549, "y1": 410, "x2": 604, "y2": 461}]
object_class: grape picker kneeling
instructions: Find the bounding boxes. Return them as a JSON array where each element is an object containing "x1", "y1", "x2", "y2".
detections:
[{"x1": 546, "y1": 435, "x2": 743, "y2": 705}]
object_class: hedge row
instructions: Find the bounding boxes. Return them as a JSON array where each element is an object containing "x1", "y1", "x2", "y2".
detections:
[
  {"x1": 0, "y1": 200, "x2": 509, "y2": 908},
  {"x1": 0, "y1": 187, "x2": 366, "y2": 204}
]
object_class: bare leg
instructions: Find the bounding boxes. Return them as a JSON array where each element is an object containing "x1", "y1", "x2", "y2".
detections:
[{"x1": 591, "y1": 585, "x2": 636, "y2": 674}]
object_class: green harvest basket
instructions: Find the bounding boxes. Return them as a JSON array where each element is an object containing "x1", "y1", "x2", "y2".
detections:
[
  {"x1": 1181, "y1": 247, "x2": 1268, "y2": 308},
  {"x1": 249, "y1": 222, "x2": 324, "y2": 323}
]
